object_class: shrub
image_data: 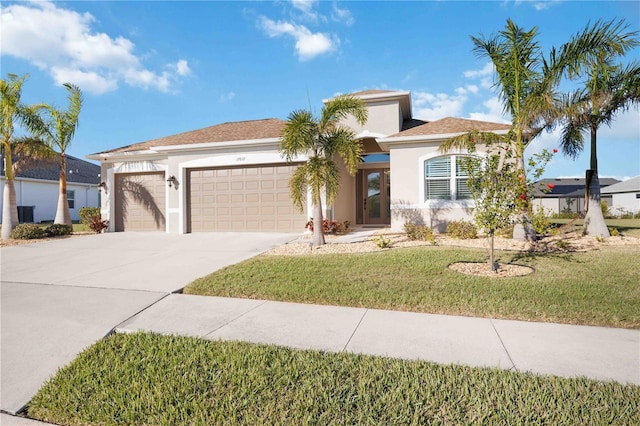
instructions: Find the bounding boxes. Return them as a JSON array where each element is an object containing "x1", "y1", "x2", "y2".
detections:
[
  {"x1": 11, "y1": 224, "x2": 46, "y2": 240},
  {"x1": 88, "y1": 217, "x2": 109, "y2": 234},
  {"x1": 374, "y1": 235, "x2": 391, "y2": 248},
  {"x1": 495, "y1": 224, "x2": 514, "y2": 239},
  {"x1": 532, "y1": 207, "x2": 557, "y2": 236},
  {"x1": 446, "y1": 220, "x2": 477, "y2": 239},
  {"x1": 601, "y1": 201, "x2": 612, "y2": 219},
  {"x1": 44, "y1": 224, "x2": 72, "y2": 237},
  {"x1": 305, "y1": 218, "x2": 344, "y2": 234},
  {"x1": 403, "y1": 222, "x2": 435, "y2": 244},
  {"x1": 78, "y1": 207, "x2": 100, "y2": 227},
  {"x1": 609, "y1": 227, "x2": 619, "y2": 237}
]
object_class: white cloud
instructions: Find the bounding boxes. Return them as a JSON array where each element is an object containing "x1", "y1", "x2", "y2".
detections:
[
  {"x1": 219, "y1": 91, "x2": 236, "y2": 102},
  {"x1": 413, "y1": 90, "x2": 467, "y2": 121},
  {"x1": 290, "y1": 0, "x2": 321, "y2": 23},
  {"x1": 467, "y1": 97, "x2": 509, "y2": 123},
  {"x1": 0, "y1": 1, "x2": 190, "y2": 94},
  {"x1": 331, "y1": 2, "x2": 354, "y2": 26},
  {"x1": 259, "y1": 16, "x2": 336, "y2": 61},
  {"x1": 464, "y1": 62, "x2": 494, "y2": 89},
  {"x1": 599, "y1": 108, "x2": 640, "y2": 141}
]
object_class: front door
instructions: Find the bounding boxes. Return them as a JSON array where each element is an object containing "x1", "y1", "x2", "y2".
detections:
[{"x1": 361, "y1": 169, "x2": 390, "y2": 224}]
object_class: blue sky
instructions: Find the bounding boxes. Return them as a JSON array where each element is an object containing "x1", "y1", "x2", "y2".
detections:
[{"x1": 2, "y1": 0, "x2": 639, "y2": 180}]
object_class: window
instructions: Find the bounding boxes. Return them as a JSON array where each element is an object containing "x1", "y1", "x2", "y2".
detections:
[
  {"x1": 424, "y1": 156, "x2": 472, "y2": 201},
  {"x1": 67, "y1": 190, "x2": 75, "y2": 209}
]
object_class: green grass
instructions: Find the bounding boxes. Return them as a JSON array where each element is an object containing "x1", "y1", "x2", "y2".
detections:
[
  {"x1": 28, "y1": 332, "x2": 640, "y2": 426},
  {"x1": 551, "y1": 218, "x2": 640, "y2": 238},
  {"x1": 185, "y1": 245, "x2": 640, "y2": 328}
]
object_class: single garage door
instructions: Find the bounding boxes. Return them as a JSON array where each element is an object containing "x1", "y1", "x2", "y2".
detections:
[
  {"x1": 114, "y1": 172, "x2": 166, "y2": 231},
  {"x1": 189, "y1": 164, "x2": 306, "y2": 232}
]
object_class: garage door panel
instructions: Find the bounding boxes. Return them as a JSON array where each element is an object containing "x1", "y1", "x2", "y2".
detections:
[
  {"x1": 115, "y1": 173, "x2": 166, "y2": 232},
  {"x1": 189, "y1": 165, "x2": 306, "y2": 232}
]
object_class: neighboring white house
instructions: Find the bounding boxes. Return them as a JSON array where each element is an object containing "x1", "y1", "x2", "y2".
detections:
[
  {"x1": 88, "y1": 90, "x2": 512, "y2": 233},
  {"x1": 0, "y1": 155, "x2": 101, "y2": 223},
  {"x1": 531, "y1": 178, "x2": 620, "y2": 215},
  {"x1": 601, "y1": 176, "x2": 640, "y2": 217}
]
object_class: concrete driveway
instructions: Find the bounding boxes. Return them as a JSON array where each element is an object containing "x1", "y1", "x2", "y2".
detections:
[{"x1": 0, "y1": 231, "x2": 295, "y2": 415}]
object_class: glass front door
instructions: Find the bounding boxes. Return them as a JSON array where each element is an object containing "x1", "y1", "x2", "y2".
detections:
[{"x1": 362, "y1": 169, "x2": 390, "y2": 224}]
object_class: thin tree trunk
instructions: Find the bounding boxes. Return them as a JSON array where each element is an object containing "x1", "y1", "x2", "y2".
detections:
[
  {"x1": 489, "y1": 231, "x2": 497, "y2": 272},
  {"x1": 512, "y1": 153, "x2": 537, "y2": 242},
  {"x1": 312, "y1": 193, "x2": 325, "y2": 246},
  {"x1": 2, "y1": 179, "x2": 17, "y2": 239},
  {"x1": 54, "y1": 157, "x2": 72, "y2": 225},
  {"x1": 583, "y1": 126, "x2": 609, "y2": 237}
]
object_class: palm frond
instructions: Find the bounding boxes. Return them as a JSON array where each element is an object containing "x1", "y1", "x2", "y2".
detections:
[
  {"x1": 322, "y1": 127, "x2": 363, "y2": 175},
  {"x1": 439, "y1": 130, "x2": 506, "y2": 154},
  {"x1": 320, "y1": 95, "x2": 367, "y2": 131},
  {"x1": 280, "y1": 109, "x2": 316, "y2": 160}
]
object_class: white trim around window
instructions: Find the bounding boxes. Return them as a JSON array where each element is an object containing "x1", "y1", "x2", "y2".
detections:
[{"x1": 418, "y1": 153, "x2": 476, "y2": 207}]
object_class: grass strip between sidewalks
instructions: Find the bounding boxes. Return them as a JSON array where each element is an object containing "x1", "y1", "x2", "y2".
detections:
[
  {"x1": 185, "y1": 245, "x2": 640, "y2": 329},
  {"x1": 28, "y1": 332, "x2": 639, "y2": 426}
]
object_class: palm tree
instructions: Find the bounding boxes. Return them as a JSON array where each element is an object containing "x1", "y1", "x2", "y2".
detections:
[
  {"x1": 34, "y1": 83, "x2": 83, "y2": 226},
  {"x1": 1, "y1": 74, "x2": 54, "y2": 239},
  {"x1": 280, "y1": 95, "x2": 367, "y2": 246},
  {"x1": 557, "y1": 19, "x2": 639, "y2": 237},
  {"x1": 451, "y1": 19, "x2": 560, "y2": 241}
]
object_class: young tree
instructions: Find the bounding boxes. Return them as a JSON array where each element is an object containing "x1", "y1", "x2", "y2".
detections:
[
  {"x1": 557, "y1": 19, "x2": 639, "y2": 237},
  {"x1": 1, "y1": 74, "x2": 54, "y2": 239},
  {"x1": 469, "y1": 19, "x2": 560, "y2": 242},
  {"x1": 34, "y1": 83, "x2": 83, "y2": 226},
  {"x1": 280, "y1": 95, "x2": 367, "y2": 246}
]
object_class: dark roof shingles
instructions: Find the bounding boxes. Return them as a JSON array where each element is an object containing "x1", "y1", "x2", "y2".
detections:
[{"x1": 12, "y1": 155, "x2": 100, "y2": 184}]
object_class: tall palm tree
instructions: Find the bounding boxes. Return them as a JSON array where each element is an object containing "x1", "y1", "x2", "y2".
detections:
[
  {"x1": 1, "y1": 74, "x2": 53, "y2": 239},
  {"x1": 280, "y1": 95, "x2": 367, "y2": 246},
  {"x1": 34, "y1": 83, "x2": 83, "y2": 226},
  {"x1": 458, "y1": 19, "x2": 560, "y2": 241},
  {"x1": 557, "y1": 19, "x2": 639, "y2": 237}
]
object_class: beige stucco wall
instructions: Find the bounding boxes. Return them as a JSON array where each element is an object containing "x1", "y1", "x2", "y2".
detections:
[
  {"x1": 389, "y1": 142, "x2": 475, "y2": 232},
  {"x1": 342, "y1": 100, "x2": 402, "y2": 136},
  {"x1": 332, "y1": 158, "x2": 357, "y2": 225}
]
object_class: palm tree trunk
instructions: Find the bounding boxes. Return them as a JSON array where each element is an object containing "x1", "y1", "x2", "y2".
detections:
[
  {"x1": 54, "y1": 158, "x2": 72, "y2": 225},
  {"x1": 583, "y1": 125, "x2": 609, "y2": 237},
  {"x1": 2, "y1": 179, "x2": 18, "y2": 239},
  {"x1": 312, "y1": 194, "x2": 325, "y2": 246}
]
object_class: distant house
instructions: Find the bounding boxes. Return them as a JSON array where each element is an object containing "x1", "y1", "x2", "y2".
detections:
[
  {"x1": 601, "y1": 176, "x2": 640, "y2": 216},
  {"x1": 0, "y1": 155, "x2": 101, "y2": 223},
  {"x1": 531, "y1": 178, "x2": 620, "y2": 215}
]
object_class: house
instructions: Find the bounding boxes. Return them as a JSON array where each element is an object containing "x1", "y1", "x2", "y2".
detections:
[
  {"x1": 601, "y1": 176, "x2": 640, "y2": 216},
  {"x1": 88, "y1": 90, "x2": 512, "y2": 233},
  {"x1": 0, "y1": 155, "x2": 101, "y2": 223},
  {"x1": 531, "y1": 177, "x2": 620, "y2": 215}
]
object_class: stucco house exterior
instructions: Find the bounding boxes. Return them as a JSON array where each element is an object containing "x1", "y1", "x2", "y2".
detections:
[
  {"x1": 0, "y1": 155, "x2": 101, "y2": 223},
  {"x1": 601, "y1": 176, "x2": 640, "y2": 216},
  {"x1": 88, "y1": 90, "x2": 511, "y2": 233}
]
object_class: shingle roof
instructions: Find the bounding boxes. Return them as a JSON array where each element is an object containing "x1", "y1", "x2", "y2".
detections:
[
  {"x1": 389, "y1": 117, "x2": 511, "y2": 137},
  {"x1": 97, "y1": 118, "x2": 287, "y2": 154},
  {"x1": 601, "y1": 176, "x2": 640, "y2": 194},
  {"x1": 532, "y1": 178, "x2": 621, "y2": 198},
  {"x1": 349, "y1": 90, "x2": 396, "y2": 96},
  {"x1": 6, "y1": 155, "x2": 100, "y2": 184}
]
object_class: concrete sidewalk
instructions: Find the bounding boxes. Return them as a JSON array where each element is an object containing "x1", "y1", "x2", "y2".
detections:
[{"x1": 118, "y1": 294, "x2": 640, "y2": 385}]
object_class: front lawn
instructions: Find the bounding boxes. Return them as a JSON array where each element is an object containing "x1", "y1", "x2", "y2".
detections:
[
  {"x1": 551, "y1": 218, "x2": 640, "y2": 238},
  {"x1": 185, "y1": 245, "x2": 640, "y2": 329},
  {"x1": 28, "y1": 332, "x2": 640, "y2": 426}
]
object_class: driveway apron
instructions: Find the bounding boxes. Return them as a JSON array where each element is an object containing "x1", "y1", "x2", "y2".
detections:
[{"x1": 0, "y1": 232, "x2": 295, "y2": 414}]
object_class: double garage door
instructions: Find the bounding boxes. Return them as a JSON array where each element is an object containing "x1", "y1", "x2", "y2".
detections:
[
  {"x1": 114, "y1": 165, "x2": 305, "y2": 232},
  {"x1": 188, "y1": 164, "x2": 306, "y2": 232}
]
